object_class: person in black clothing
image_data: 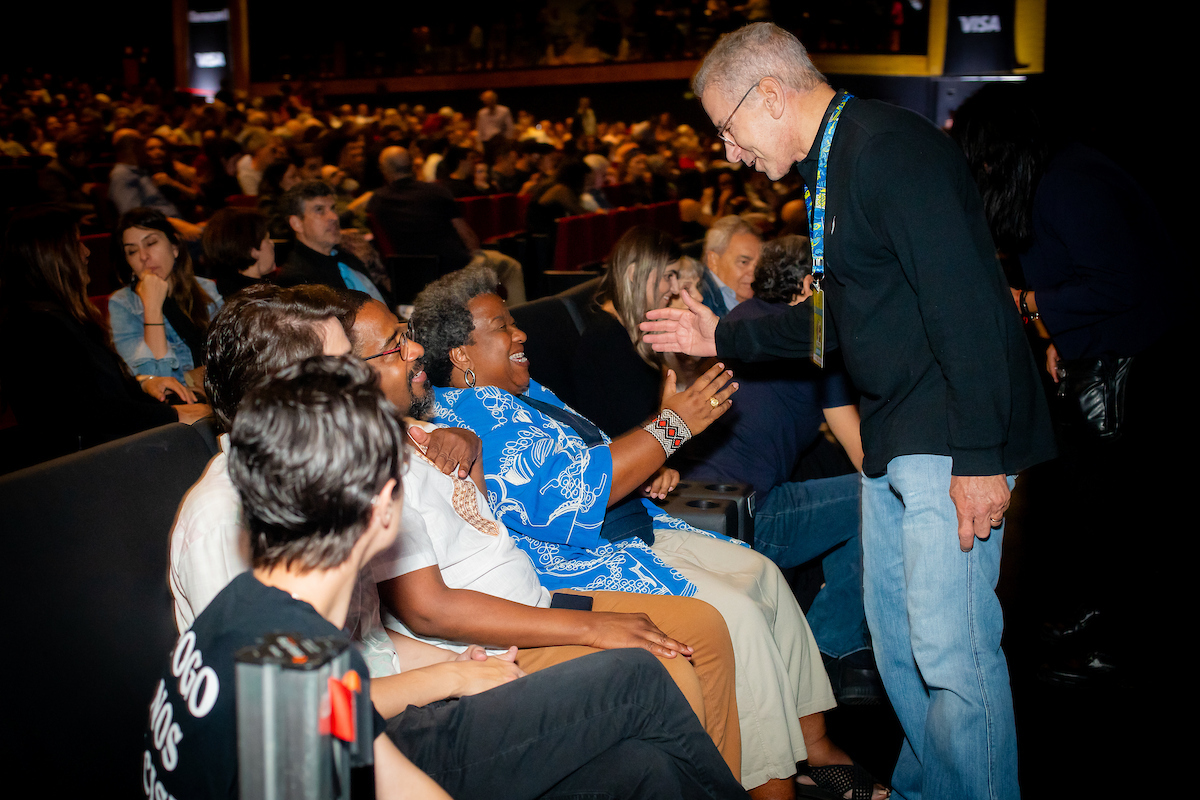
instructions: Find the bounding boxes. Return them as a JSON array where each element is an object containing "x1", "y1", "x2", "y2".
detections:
[
  {"x1": 370, "y1": 148, "x2": 525, "y2": 303},
  {"x1": 527, "y1": 159, "x2": 591, "y2": 237},
  {"x1": 645, "y1": 23, "x2": 1055, "y2": 800},
  {"x1": 952, "y1": 83, "x2": 1186, "y2": 682},
  {"x1": 551, "y1": 226, "x2": 680, "y2": 437},
  {"x1": 201, "y1": 208, "x2": 277, "y2": 298},
  {"x1": 35, "y1": 133, "x2": 96, "y2": 221},
  {"x1": 437, "y1": 146, "x2": 480, "y2": 198},
  {"x1": 275, "y1": 180, "x2": 385, "y2": 301},
  {"x1": 196, "y1": 137, "x2": 244, "y2": 215},
  {"x1": 0, "y1": 206, "x2": 209, "y2": 471},
  {"x1": 369, "y1": 146, "x2": 474, "y2": 272}
]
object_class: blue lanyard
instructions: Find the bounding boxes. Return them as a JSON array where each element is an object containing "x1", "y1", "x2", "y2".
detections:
[{"x1": 803, "y1": 93, "x2": 852, "y2": 290}]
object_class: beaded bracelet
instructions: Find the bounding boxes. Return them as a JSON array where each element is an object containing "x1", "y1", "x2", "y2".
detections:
[{"x1": 644, "y1": 409, "x2": 691, "y2": 457}]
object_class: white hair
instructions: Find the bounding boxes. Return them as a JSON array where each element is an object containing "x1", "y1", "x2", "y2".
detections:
[
  {"x1": 703, "y1": 215, "x2": 760, "y2": 261},
  {"x1": 693, "y1": 23, "x2": 825, "y2": 105}
]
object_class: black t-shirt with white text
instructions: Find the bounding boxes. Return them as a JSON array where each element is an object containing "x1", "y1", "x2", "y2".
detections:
[{"x1": 142, "y1": 572, "x2": 385, "y2": 799}]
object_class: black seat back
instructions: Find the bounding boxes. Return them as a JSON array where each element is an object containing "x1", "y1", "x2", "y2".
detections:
[
  {"x1": 387, "y1": 254, "x2": 441, "y2": 306},
  {"x1": 511, "y1": 277, "x2": 602, "y2": 396},
  {"x1": 0, "y1": 423, "x2": 219, "y2": 794}
]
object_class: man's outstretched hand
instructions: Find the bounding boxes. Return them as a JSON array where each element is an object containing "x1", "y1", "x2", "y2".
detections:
[{"x1": 640, "y1": 290, "x2": 719, "y2": 357}]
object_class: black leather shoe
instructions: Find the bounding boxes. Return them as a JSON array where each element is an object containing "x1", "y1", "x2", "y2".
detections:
[
  {"x1": 1040, "y1": 608, "x2": 1105, "y2": 645},
  {"x1": 1037, "y1": 650, "x2": 1121, "y2": 687},
  {"x1": 837, "y1": 651, "x2": 886, "y2": 706}
]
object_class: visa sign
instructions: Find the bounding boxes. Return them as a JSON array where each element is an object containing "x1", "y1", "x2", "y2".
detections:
[{"x1": 958, "y1": 15, "x2": 1002, "y2": 33}]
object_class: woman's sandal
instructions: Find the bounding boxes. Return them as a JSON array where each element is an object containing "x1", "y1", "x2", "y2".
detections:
[{"x1": 796, "y1": 762, "x2": 890, "y2": 800}]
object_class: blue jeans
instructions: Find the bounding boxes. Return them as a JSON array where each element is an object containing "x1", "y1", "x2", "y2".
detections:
[
  {"x1": 861, "y1": 455, "x2": 1018, "y2": 800},
  {"x1": 752, "y1": 472, "x2": 867, "y2": 659}
]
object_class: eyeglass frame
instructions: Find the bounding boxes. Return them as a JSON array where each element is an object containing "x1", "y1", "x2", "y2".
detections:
[
  {"x1": 715, "y1": 80, "x2": 762, "y2": 148},
  {"x1": 363, "y1": 323, "x2": 417, "y2": 361}
]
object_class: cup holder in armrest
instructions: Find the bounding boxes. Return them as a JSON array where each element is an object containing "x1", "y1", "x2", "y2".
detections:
[
  {"x1": 686, "y1": 500, "x2": 720, "y2": 509},
  {"x1": 704, "y1": 484, "x2": 740, "y2": 492}
]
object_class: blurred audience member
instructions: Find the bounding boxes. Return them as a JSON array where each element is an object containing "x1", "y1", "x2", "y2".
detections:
[
  {"x1": 109, "y1": 130, "x2": 180, "y2": 218},
  {"x1": 202, "y1": 208, "x2": 277, "y2": 297},
  {"x1": 476, "y1": 90, "x2": 514, "y2": 163},
  {"x1": 143, "y1": 134, "x2": 201, "y2": 215},
  {"x1": 236, "y1": 130, "x2": 278, "y2": 196},
  {"x1": 370, "y1": 147, "x2": 524, "y2": 303}
]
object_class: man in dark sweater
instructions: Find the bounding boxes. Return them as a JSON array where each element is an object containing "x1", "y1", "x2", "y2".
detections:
[
  {"x1": 645, "y1": 23, "x2": 1055, "y2": 800},
  {"x1": 276, "y1": 180, "x2": 385, "y2": 301}
]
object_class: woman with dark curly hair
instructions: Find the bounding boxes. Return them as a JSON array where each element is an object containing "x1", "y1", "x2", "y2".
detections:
[
  {"x1": 412, "y1": 262, "x2": 888, "y2": 799},
  {"x1": 110, "y1": 207, "x2": 223, "y2": 390},
  {"x1": 0, "y1": 206, "x2": 210, "y2": 468},
  {"x1": 751, "y1": 235, "x2": 814, "y2": 304}
]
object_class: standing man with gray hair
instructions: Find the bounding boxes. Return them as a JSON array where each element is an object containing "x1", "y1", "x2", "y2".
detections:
[{"x1": 643, "y1": 22, "x2": 1055, "y2": 800}]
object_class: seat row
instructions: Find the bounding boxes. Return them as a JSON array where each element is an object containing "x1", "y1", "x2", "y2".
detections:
[{"x1": 551, "y1": 201, "x2": 682, "y2": 272}]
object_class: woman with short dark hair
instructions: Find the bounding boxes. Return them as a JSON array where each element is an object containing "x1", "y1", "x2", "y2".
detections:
[{"x1": 202, "y1": 207, "x2": 276, "y2": 297}]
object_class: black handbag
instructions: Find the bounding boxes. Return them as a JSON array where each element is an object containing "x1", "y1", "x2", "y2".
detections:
[{"x1": 1054, "y1": 355, "x2": 1134, "y2": 440}]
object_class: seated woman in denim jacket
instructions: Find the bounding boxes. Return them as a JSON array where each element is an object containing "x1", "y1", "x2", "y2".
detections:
[{"x1": 110, "y1": 207, "x2": 223, "y2": 392}]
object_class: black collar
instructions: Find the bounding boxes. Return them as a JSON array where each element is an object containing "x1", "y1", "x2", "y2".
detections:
[{"x1": 797, "y1": 90, "x2": 849, "y2": 176}]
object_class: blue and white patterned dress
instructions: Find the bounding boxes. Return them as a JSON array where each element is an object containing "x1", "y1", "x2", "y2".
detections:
[{"x1": 433, "y1": 380, "x2": 743, "y2": 597}]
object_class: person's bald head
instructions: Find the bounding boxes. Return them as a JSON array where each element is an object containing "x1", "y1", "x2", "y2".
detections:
[{"x1": 379, "y1": 146, "x2": 412, "y2": 183}]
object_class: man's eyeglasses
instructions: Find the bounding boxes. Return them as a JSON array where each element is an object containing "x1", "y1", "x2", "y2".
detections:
[
  {"x1": 716, "y1": 81, "x2": 760, "y2": 148},
  {"x1": 364, "y1": 324, "x2": 417, "y2": 361}
]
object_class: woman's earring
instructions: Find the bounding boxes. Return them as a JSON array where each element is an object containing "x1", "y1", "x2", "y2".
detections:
[{"x1": 465, "y1": 368, "x2": 477, "y2": 388}]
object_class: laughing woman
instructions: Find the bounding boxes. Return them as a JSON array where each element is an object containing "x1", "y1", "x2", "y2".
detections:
[{"x1": 412, "y1": 263, "x2": 888, "y2": 800}]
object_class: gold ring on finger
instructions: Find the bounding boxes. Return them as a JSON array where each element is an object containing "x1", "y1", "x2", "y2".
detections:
[{"x1": 708, "y1": 396, "x2": 720, "y2": 408}]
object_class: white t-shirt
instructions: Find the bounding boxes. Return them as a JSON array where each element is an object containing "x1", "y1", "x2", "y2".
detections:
[
  {"x1": 382, "y1": 422, "x2": 551, "y2": 652},
  {"x1": 168, "y1": 435, "x2": 413, "y2": 677},
  {"x1": 236, "y1": 154, "x2": 262, "y2": 195}
]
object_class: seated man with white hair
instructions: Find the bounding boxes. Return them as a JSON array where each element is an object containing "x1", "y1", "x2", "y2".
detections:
[{"x1": 699, "y1": 215, "x2": 762, "y2": 317}]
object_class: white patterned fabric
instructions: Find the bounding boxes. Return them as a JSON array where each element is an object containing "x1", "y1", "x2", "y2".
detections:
[{"x1": 382, "y1": 421, "x2": 551, "y2": 653}]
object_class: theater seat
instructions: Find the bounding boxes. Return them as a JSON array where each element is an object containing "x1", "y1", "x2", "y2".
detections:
[
  {"x1": 0, "y1": 421, "x2": 220, "y2": 795},
  {"x1": 510, "y1": 277, "x2": 601, "y2": 396},
  {"x1": 224, "y1": 194, "x2": 259, "y2": 208},
  {"x1": 386, "y1": 254, "x2": 441, "y2": 306}
]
